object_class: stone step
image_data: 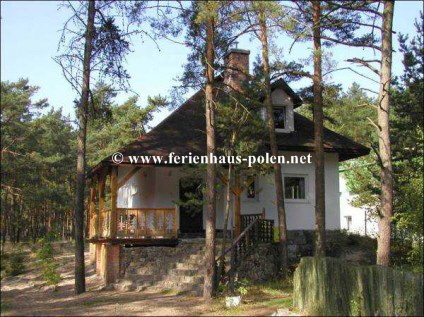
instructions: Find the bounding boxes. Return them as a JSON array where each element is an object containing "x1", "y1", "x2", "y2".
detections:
[
  {"x1": 118, "y1": 242, "x2": 210, "y2": 296},
  {"x1": 177, "y1": 257, "x2": 205, "y2": 265},
  {"x1": 125, "y1": 272, "x2": 204, "y2": 285},
  {"x1": 129, "y1": 262, "x2": 203, "y2": 276},
  {"x1": 128, "y1": 255, "x2": 204, "y2": 267},
  {"x1": 167, "y1": 268, "x2": 203, "y2": 276},
  {"x1": 175, "y1": 262, "x2": 203, "y2": 270},
  {"x1": 117, "y1": 275, "x2": 204, "y2": 294},
  {"x1": 152, "y1": 278, "x2": 204, "y2": 291}
]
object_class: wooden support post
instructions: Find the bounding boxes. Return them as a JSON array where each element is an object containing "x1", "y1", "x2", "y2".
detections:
[
  {"x1": 89, "y1": 186, "x2": 96, "y2": 238},
  {"x1": 234, "y1": 172, "x2": 241, "y2": 237},
  {"x1": 92, "y1": 176, "x2": 98, "y2": 238},
  {"x1": 110, "y1": 166, "x2": 118, "y2": 239},
  {"x1": 262, "y1": 207, "x2": 266, "y2": 219},
  {"x1": 88, "y1": 183, "x2": 96, "y2": 261},
  {"x1": 98, "y1": 172, "x2": 106, "y2": 237},
  {"x1": 173, "y1": 207, "x2": 178, "y2": 238}
]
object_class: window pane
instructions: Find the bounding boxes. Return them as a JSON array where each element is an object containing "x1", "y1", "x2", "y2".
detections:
[
  {"x1": 284, "y1": 177, "x2": 306, "y2": 199},
  {"x1": 247, "y1": 176, "x2": 255, "y2": 198},
  {"x1": 273, "y1": 107, "x2": 286, "y2": 129}
]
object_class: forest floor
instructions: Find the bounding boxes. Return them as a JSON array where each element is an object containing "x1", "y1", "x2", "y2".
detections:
[{"x1": 0, "y1": 243, "x2": 299, "y2": 316}]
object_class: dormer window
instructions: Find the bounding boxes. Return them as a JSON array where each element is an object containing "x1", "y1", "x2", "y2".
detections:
[{"x1": 273, "y1": 106, "x2": 286, "y2": 130}]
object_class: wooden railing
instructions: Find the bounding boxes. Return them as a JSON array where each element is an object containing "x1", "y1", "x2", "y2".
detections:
[
  {"x1": 241, "y1": 213, "x2": 262, "y2": 230},
  {"x1": 215, "y1": 216, "x2": 274, "y2": 292},
  {"x1": 116, "y1": 208, "x2": 177, "y2": 239}
]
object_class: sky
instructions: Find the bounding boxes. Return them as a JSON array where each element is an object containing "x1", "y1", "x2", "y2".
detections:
[{"x1": 1, "y1": 1, "x2": 422, "y2": 129}]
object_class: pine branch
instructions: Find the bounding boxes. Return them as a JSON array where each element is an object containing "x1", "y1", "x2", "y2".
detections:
[
  {"x1": 323, "y1": 67, "x2": 379, "y2": 84},
  {"x1": 346, "y1": 58, "x2": 381, "y2": 76},
  {"x1": 320, "y1": 35, "x2": 381, "y2": 51}
]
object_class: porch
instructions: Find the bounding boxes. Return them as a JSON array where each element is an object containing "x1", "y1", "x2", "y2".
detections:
[
  {"x1": 86, "y1": 165, "x2": 268, "y2": 244},
  {"x1": 87, "y1": 166, "x2": 179, "y2": 245}
]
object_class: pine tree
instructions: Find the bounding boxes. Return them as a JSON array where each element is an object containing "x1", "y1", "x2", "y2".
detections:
[
  {"x1": 310, "y1": 0, "x2": 326, "y2": 256},
  {"x1": 238, "y1": 0, "x2": 290, "y2": 277},
  {"x1": 374, "y1": 0, "x2": 395, "y2": 266},
  {"x1": 55, "y1": 0, "x2": 135, "y2": 293}
]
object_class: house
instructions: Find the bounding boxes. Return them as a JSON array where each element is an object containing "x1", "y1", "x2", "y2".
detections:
[
  {"x1": 339, "y1": 174, "x2": 378, "y2": 236},
  {"x1": 87, "y1": 48, "x2": 370, "y2": 285}
]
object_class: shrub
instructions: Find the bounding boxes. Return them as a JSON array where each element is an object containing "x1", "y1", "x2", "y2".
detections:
[
  {"x1": 41, "y1": 261, "x2": 61, "y2": 286},
  {"x1": 4, "y1": 247, "x2": 25, "y2": 276},
  {"x1": 36, "y1": 237, "x2": 61, "y2": 287},
  {"x1": 37, "y1": 239, "x2": 54, "y2": 261}
]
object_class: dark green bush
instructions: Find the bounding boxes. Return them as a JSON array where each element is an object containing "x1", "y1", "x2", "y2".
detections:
[
  {"x1": 37, "y1": 239, "x2": 54, "y2": 261},
  {"x1": 4, "y1": 247, "x2": 25, "y2": 276},
  {"x1": 36, "y1": 238, "x2": 61, "y2": 287},
  {"x1": 41, "y1": 261, "x2": 61, "y2": 286}
]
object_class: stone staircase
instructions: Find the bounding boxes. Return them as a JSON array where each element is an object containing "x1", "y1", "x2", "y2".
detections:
[{"x1": 114, "y1": 240, "x2": 206, "y2": 295}]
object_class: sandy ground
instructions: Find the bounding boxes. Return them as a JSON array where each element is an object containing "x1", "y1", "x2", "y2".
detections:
[{"x1": 1, "y1": 248, "x2": 299, "y2": 316}]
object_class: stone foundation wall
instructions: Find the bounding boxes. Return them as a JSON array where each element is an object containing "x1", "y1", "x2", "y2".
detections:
[
  {"x1": 117, "y1": 240, "x2": 205, "y2": 294},
  {"x1": 239, "y1": 230, "x2": 376, "y2": 283},
  {"x1": 238, "y1": 244, "x2": 280, "y2": 282}
]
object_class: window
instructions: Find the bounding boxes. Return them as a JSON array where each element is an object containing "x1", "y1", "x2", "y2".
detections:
[
  {"x1": 246, "y1": 176, "x2": 256, "y2": 199},
  {"x1": 274, "y1": 106, "x2": 286, "y2": 129},
  {"x1": 345, "y1": 216, "x2": 352, "y2": 230},
  {"x1": 284, "y1": 176, "x2": 306, "y2": 200}
]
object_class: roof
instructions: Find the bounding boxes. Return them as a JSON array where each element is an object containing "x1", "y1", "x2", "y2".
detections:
[
  {"x1": 271, "y1": 78, "x2": 303, "y2": 108},
  {"x1": 88, "y1": 79, "x2": 369, "y2": 176}
]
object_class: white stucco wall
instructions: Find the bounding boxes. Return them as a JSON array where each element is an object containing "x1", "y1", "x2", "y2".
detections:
[
  {"x1": 116, "y1": 151, "x2": 340, "y2": 231},
  {"x1": 213, "y1": 151, "x2": 340, "y2": 230},
  {"x1": 339, "y1": 175, "x2": 378, "y2": 236}
]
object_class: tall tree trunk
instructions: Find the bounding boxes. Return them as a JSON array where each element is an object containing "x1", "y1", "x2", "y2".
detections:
[
  {"x1": 376, "y1": 0, "x2": 394, "y2": 266},
  {"x1": 259, "y1": 10, "x2": 288, "y2": 277},
  {"x1": 203, "y1": 11, "x2": 217, "y2": 300},
  {"x1": 11, "y1": 191, "x2": 16, "y2": 244},
  {"x1": 312, "y1": 1, "x2": 326, "y2": 256},
  {"x1": 74, "y1": 0, "x2": 96, "y2": 295},
  {"x1": 219, "y1": 163, "x2": 232, "y2": 279}
]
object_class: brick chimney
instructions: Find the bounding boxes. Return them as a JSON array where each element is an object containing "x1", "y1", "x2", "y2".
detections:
[{"x1": 223, "y1": 48, "x2": 250, "y2": 92}]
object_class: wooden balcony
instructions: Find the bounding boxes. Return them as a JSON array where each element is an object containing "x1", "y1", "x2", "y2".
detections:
[
  {"x1": 117, "y1": 208, "x2": 178, "y2": 239},
  {"x1": 90, "y1": 207, "x2": 178, "y2": 246},
  {"x1": 87, "y1": 166, "x2": 179, "y2": 246}
]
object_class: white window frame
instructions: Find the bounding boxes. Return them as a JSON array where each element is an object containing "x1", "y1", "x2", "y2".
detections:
[
  {"x1": 273, "y1": 105, "x2": 288, "y2": 133},
  {"x1": 284, "y1": 174, "x2": 309, "y2": 203},
  {"x1": 260, "y1": 103, "x2": 294, "y2": 132}
]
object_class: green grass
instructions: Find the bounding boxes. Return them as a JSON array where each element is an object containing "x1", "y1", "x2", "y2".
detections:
[
  {"x1": 261, "y1": 297, "x2": 293, "y2": 309},
  {"x1": 160, "y1": 288, "x2": 179, "y2": 295},
  {"x1": 206, "y1": 278, "x2": 295, "y2": 315},
  {"x1": 0, "y1": 300, "x2": 10, "y2": 313},
  {"x1": 219, "y1": 305, "x2": 246, "y2": 316}
]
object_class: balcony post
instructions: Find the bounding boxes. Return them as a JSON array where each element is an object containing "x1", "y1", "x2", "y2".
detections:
[
  {"x1": 88, "y1": 179, "x2": 97, "y2": 262},
  {"x1": 98, "y1": 171, "x2": 105, "y2": 237},
  {"x1": 110, "y1": 166, "x2": 118, "y2": 239},
  {"x1": 89, "y1": 185, "x2": 96, "y2": 238}
]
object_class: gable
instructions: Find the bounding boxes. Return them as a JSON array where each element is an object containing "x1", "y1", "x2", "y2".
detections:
[{"x1": 271, "y1": 87, "x2": 295, "y2": 133}]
